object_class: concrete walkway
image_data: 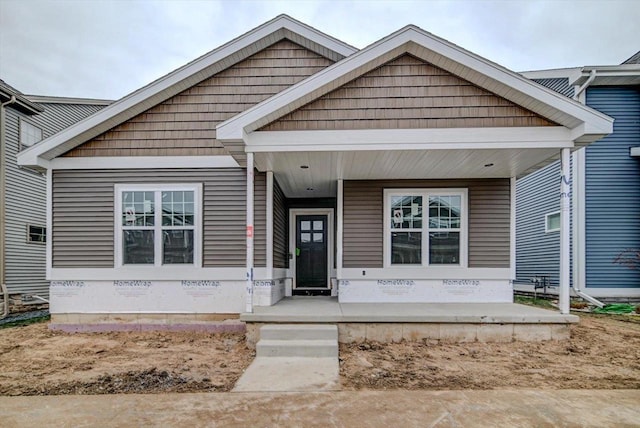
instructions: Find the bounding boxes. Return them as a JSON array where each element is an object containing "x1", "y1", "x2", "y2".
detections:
[{"x1": 2, "y1": 390, "x2": 639, "y2": 427}]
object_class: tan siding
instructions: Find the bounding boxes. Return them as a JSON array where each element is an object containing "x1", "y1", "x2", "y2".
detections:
[
  {"x1": 64, "y1": 40, "x2": 334, "y2": 161},
  {"x1": 272, "y1": 178, "x2": 289, "y2": 269},
  {"x1": 254, "y1": 172, "x2": 266, "y2": 267},
  {"x1": 262, "y1": 55, "x2": 555, "y2": 131},
  {"x1": 343, "y1": 179, "x2": 510, "y2": 268},
  {"x1": 52, "y1": 169, "x2": 250, "y2": 268}
]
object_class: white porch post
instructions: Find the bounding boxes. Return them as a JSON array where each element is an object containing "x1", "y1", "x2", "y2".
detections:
[
  {"x1": 245, "y1": 153, "x2": 254, "y2": 313},
  {"x1": 266, "y1": 170, "x2": 274, "y2": 277},
  {"x1": 336, "y1": 179, "x2": 343, "y2": 296},
  {"x1": 559, "y1": 148, "x2": 571, "y2": 314},
  {"x1": 510, "y1": 177, "x2": 516, "y2": 283}
]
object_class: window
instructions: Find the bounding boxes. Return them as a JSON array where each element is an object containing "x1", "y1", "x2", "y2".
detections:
[
  {"x1": 20, "y1": 119, "x2": 43, "y2": 148},
  {"x1": 385, "y1": 189, "x2": 467, "y2": 267},
  {"x1": 545, "y1": 211, "x2": 561, "y2": 233},
  {"x1": 27, "y1": 225, "x2": 46, "y2": 244},
  {"x1": 115, "y1": 184, "x2": 202, "y2": 267}
]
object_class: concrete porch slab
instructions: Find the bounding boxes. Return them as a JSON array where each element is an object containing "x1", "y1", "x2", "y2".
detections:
[{"x1": 241, "y1": 297, "x2": 579, "y2": 324}]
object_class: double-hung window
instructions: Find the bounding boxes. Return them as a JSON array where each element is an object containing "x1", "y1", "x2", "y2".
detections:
[
  {"x1": 20, "y1": 119, "x2": 43, "y2": 148},
  {"x1": 384, "y1": 189, "x2": 467, "y2": 267},
  {"x1": 115, "y1": 184, "x2": 202, "y2": 267}
]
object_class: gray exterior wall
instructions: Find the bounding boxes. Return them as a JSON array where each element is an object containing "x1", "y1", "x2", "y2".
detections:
[
  {"x1": 3, "y1": 102, "x2": 105, "y2": 298},
  {"x1": 273, "y1": 178, "x2": 288, "y2": 269},
  {"x1": 584, "y1": 86, "x2": 640, "y2": 288},
  {"x1": 52, "y1": 168, "x2": 267, "y2": 268},
  {"x1": 343, "y1": 179, "x2": 511, "y2": 268},
  {"x1": 515, "y1": 161, "x2": 562, "y2": 285}
]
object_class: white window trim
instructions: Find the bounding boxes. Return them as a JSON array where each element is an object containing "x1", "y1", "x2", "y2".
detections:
[
  {"x1": 114, "y1": 183, "x2": 203, "y2": 269},
  {"x1": 383, "y1": 188, "x2": 468, "y2": 268},
  {"x1": 545, "y1": 211, "x2": 561, "y2": 233},
  {"x1": 19, "y1": 118, "x2": 43, "y2": 149}
]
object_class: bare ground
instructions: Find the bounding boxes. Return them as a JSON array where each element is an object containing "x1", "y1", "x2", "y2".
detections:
[{"x1": 1, "y1": 313, "x2": 639, "y2": 396}]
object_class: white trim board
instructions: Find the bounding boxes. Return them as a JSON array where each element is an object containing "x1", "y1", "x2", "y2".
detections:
[
  {"x1": 51, "y1": 156, "x2": 240, "y2": 170},
  {"x1": 17, "y1": 15, "x2": 357, "y2": 168},
  {"x1": 245, "y1": 127, "x2": 576, "y2": 153}
]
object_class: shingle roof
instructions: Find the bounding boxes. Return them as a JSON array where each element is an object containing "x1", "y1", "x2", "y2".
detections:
[{"x1": 622, "y1": 51, "x2": 640, "y2": 64}]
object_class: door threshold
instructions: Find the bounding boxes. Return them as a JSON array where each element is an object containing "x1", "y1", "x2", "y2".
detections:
[{"x1": 292, "y1": 288, "x2": 331, "y2": 296}]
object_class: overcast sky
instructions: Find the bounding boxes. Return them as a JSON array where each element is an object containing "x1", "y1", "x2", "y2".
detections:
[{"x1": 1, "y1": 0, "x2": 638, "y2": 100}]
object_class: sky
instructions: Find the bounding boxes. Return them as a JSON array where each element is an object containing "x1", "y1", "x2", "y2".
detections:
[{"x1": 1, "y1": 0, "x2": 638, "y2": 100}]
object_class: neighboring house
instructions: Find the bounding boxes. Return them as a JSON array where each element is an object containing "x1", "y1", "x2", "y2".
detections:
[
  {"x1": 0, "y1": 80, "x2": 110, "y2": 314},
  {"x1": 17, "y1": 15, "x2": 613, "y2": 323},
  {"x1": 516, "y1": 53, "x2": 640, "y2": 300}
]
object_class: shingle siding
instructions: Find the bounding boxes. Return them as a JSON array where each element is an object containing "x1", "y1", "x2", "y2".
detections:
[{"x1": 584, "y1": 86, "x2": 640, "y2": 289}]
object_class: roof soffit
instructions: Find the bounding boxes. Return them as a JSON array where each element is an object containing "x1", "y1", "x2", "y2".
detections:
[
  {"x1": 217, "y1": 26, "x2": 613, "y2": 141},
  {"x1": 17, "y1": 15, "x2": 358, "y2": 166}
]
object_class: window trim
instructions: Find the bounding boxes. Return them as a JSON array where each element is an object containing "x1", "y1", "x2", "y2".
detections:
[
  {"x1": 545, "y1": 211, "x2": 561, "y2": 233},
  {"x1": 26, "y1": 224, "x2": 46, "y2": 245},
  {"x1": 383, "y1": 188, "x2": 468, "y2": 268},
  {"x1": 114, "y1": 183, "x2": 203, "y2": 268},
  {"x1": 19, "y1": 118, "x2": 43, "y2": 149}
]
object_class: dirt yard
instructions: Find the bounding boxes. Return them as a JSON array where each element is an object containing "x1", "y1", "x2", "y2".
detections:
[{"x1": 1, "y1": 313, "x2": 639, "y2": 395}]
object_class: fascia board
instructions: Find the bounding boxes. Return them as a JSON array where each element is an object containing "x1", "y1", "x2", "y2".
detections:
[
  {"x1": 519, "y1": 68, "x2": 579, "y2": 80},
  {"x1": 18, "y1": 15, "x2": 357, "y2": 167},
  {"x1": 218, "y1": 26, "x2": 614, "y2": 142},
  {"x1": 245, "y1": 127, "x2": 575, "y2": 152}
]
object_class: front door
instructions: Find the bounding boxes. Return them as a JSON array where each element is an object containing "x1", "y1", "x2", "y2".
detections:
[{"x1": 295, "y1": 215, "x2": 328, "y2": 291}]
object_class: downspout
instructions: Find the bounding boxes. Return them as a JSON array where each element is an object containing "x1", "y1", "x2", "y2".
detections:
[
  {"x1": 573, "y1": 70, "x2": 596, "y2": 101},
  {"x1": 571, "y1": 70, "x2": 605, "y2": 308},
  {"x1": 1, "y1": 96, "x2": 17, "y2": 318}
]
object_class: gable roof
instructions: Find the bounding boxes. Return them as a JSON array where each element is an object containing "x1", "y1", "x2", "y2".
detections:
[
  {"x1": 217, "y1": 25, "x2": 613, "y2": 143},
  {"x1": 17, "y1": 15, "x2": 357, "y2": 168}
]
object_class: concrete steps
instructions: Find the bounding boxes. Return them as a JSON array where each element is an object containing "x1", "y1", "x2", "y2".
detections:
[{"x1": 256, "y1": 324, "x2": 338, "y2": 358}]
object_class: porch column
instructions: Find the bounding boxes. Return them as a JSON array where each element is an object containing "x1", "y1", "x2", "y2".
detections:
[
  {"x1": 266, "y1": 170, "x2": 274, "y2": 276},
  {"x1": 245, "y1": 153, "x2": 254, "y2": 313},
  {"x1": 336, "y1": 179, "x2": 343, "y2": 286},
  {"x1": 559, "y1": 148, "x2": 571, "y2": 314}
]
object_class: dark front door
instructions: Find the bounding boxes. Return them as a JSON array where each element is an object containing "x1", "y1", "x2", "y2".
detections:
[{"x1": 295, "y1": 215, "x2": 328, "y2": 289}]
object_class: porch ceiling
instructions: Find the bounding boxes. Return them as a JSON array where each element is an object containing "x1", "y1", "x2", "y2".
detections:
[{"x1": 256, "y1": 147, "x2": 561, "y2": 197}]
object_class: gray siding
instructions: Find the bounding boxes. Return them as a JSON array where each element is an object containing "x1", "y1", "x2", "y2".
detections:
[
  {"x1": 532, "y1": 78, "x2": 574, "y2": 98},
  {"x1": 516, "y1": 161, "x2": 562, "y2": 285},
  {"x1": 343, "y1": 179, "x2": 510, "y2": 268},
  {"x1": 585, "y1": 86, "x2": 640, "y2": 288},
  {"x1": 52, "y1": 168, "x2": 260, "y2": 268},
  {"x1": 3, "y1": 102, "x2": 105, "y2": 298},
  {"x1": 273, "y1": 178, "x2": 288, "y2": 269}
]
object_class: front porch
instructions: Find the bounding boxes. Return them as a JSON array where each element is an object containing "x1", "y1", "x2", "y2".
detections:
[{"x1": 242, "y1": 297, "x2": 578, "y2": 345}]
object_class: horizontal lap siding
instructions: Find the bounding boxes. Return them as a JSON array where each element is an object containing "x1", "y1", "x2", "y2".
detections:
[
  {"x1": 63, "y1": 40, "x2": 334, "y2": 160},
  {"x1": 273, "y1": 179, "x2": 288, "y2": 269},
  {"x1": 52, "y1": 169, "x2": 254, "y2": 268},
  {"x1": 343, "y1": 179, "x2": 510, "y2": 268},
  {"x1": 585, "y1": 87, "x2": 640, "y2": 289},
  {"x1": 262, "y1": 55, "x2": 555, "y2": 131}
]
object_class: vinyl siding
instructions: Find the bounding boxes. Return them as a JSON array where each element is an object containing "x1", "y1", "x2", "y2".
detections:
[
  {"x1": 262, "y1": 54, "x2": 555, "y2": 131},
  {"x1": 64, "y1": 40, "x2": 334, "y2": 163},
  {"x1": 343, "y1": 179, "x2": 510, "y2": 268},
  {"x1": 273, "y1": 178, "x2": 288, "y2": 269},
  {"x1": 3, "y1": 102, "x2": 106, "y2": 298},
  {"x1": 515, "y1": 161, "x2": 562, "y2": 285},
  {"x1": 584, "y1": 86, "x2": 640, "y2": 289},
  {"x1": 52, "y1": 168, "x2": 266, "y2": 268}
]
